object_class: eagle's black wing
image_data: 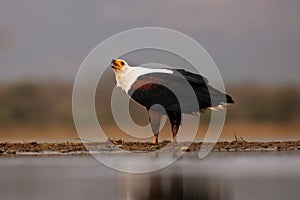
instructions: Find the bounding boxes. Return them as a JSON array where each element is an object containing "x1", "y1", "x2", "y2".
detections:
[
  {"x1": 173, "y1": 69, "x2": 234, "y2": 105},
  {"x1": 128, "y1": 69, "x2": 234, "y2": 114}
]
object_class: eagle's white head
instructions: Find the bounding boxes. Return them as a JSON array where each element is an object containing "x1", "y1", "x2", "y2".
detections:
[
  {"x1": 110, "y1": 58, "x2": 173, "y2": 92},
  {"x1": 111, "y1": 58, "x2": 134, "y2": 91}
]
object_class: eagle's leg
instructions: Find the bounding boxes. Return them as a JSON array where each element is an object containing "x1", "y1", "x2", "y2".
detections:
[
  {"x1": 148, "y1": 109, "x2": 162, "y2": 144},
  {"x1": 167, "y1": 111, "x2": 182, "y2": 143}
]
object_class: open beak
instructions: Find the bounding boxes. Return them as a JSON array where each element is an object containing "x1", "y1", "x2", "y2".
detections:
[
  {"x1": 111, "y1": 64, "x2": 121, "y2": 70},
  {"x1": 111, "y1": 59, "x2": 116, "y2": 69}
]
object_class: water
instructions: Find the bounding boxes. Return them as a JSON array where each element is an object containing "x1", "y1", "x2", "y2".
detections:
[{"x1": 0, "y1": 152, "x2": 300, "y2": 200}]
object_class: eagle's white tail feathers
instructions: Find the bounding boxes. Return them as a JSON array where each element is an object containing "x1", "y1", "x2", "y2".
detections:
[
  {"x1": 191, "y1": 102, "x2": 230, "y2": 116},
  {"x1": 208, "y1": 102, "x2": 230, "y2": 111}
]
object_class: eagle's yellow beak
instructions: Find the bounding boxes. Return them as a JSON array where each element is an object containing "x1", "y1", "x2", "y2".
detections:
[{"x1": 111, "y1": 59, "x2": 124, "y2": 70}]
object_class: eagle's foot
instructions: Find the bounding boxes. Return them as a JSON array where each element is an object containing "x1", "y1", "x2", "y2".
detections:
[{"x1": 153, "y1": 135, "x2": 159, "y2": 144}]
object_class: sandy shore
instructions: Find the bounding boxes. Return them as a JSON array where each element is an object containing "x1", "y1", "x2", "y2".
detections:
[{"x1": 0, "y1": 140, "x2": 300, "y2": 155}]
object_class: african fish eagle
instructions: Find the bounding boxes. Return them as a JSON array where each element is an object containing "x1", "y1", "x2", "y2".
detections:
[{"x1": 111, "y1": 59, "x2": 234, "y2": 144}]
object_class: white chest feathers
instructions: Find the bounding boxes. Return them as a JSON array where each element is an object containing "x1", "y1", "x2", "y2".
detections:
[{"x1": 114, "y1": 66, "x2": 173, "y2": 93}]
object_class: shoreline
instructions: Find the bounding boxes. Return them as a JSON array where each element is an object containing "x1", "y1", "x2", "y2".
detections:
[{"x1": 1, "y1": 140, "x2": 300, "y2": 155}]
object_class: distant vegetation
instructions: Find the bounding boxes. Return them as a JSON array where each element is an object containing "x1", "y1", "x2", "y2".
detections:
[
  {"x1": 228, "y1": 85, "x2": 300, "y2": 123},
  {"x1": 0, "y1": 83, "x2": 73, "y2": 127},
  {"x1": 0, "y1": 82, "x2": 299, "y2": 128}
]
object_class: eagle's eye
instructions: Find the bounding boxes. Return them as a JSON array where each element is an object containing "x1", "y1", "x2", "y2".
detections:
[{"x1": 120, "y1": 61, "x2": 125, "y2": 66}]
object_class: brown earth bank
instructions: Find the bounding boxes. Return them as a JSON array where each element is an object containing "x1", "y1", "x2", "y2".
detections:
[{"x1": 1, "y1": 140, "x2": 300, "y2": 155}]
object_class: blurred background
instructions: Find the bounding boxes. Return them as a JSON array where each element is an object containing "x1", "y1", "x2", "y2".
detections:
[{"x1": 0, "y1": 0, "x2": 299, "y2": 142}]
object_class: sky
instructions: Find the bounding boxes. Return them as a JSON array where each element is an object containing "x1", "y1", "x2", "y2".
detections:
[{"x1": 0, "y1": 0, "x2": 300, "y2": 85}]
